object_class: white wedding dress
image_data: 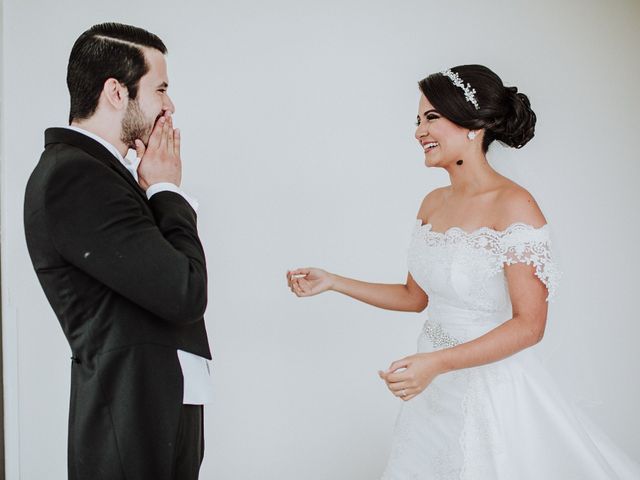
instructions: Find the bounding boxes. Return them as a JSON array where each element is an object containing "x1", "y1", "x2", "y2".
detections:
[{"x1": 381, "y1": 219, "x2": 640, "y2": 479}]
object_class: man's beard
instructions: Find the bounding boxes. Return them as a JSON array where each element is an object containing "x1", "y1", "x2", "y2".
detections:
[{"x1": 120, "y1": 99, "x2": 155, "y2": 149}]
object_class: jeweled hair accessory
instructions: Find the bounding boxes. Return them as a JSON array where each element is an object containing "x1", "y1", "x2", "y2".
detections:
[{"x1": 440, "y1": 68, "x2": 480, "y2": 110}]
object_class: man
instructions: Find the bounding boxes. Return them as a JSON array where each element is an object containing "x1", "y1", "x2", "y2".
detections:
[{"x1": 23, "y1": 23, "x2": 212, "y2": 480}]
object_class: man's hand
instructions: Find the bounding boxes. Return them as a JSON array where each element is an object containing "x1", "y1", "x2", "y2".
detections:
[{"x1": 136, "y1": 111, "x2": 182, "y2": 191}]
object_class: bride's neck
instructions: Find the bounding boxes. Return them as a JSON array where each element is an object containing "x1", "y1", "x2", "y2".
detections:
[{"x1": 445, "y1": 155, "x2": 501, "y2": 196}]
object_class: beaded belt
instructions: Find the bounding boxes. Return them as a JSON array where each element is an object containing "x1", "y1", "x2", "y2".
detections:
[{"x1": 422, "y1": 320, "x2": 461, "y2": 349}]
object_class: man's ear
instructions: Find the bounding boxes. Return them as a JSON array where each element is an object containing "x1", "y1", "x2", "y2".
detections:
[{"x1": 102, "y1": 78, "x2": 128, "y2": 111}]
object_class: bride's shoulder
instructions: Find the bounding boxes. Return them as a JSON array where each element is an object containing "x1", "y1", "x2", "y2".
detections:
[
  {"x1": 417, "y1": 186, "x2": 449, "y2": 219},
  {"x1": 494, "y1": 182, "x2": 547, "y2": 231}
]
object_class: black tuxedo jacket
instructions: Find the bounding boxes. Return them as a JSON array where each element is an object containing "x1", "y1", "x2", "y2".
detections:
[{"x1": 24, "y1": 128, "x2": 211, "y2": 480}]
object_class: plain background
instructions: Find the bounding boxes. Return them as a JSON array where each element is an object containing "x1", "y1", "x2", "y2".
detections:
[{"x1": 2, "y1": 0, "x2": 639, "y2": 478}]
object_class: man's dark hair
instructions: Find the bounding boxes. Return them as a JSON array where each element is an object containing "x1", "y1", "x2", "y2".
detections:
[{"x1": 67, "y1": 22, "x2": 167, "y2": 123}]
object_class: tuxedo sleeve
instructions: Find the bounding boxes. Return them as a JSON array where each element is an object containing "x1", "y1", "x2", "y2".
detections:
[{"x1": 44, "y1": 156, "x2": 207, "y2": 325}]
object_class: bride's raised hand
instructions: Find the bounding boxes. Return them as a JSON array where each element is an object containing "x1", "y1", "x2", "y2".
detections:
[{"x1": 286, "y1": 267, "x2": 334, "y2": 297}]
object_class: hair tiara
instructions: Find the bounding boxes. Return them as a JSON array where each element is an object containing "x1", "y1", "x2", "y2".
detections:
[{"x1": 440, "y1": 68, "x2": 480, "y2": 110}]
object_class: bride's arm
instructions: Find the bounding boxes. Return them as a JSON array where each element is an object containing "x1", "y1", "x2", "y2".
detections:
[
  {"x1": 287, "y1": 191, "x2": 440, "y2": 313},
  {"x1": 332, "y1": 271, "x2": 428, "y2": 312},
  {"x1": 287, "y1": 268, "x2": 428, "y2": 313},
  {"x1": 436, "y1": 260, "x2": 549, "y2": 372}
]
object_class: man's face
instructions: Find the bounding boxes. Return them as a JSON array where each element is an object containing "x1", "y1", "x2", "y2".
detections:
[{"x1": 120, "y1": 47, "x2": 175, "y2": 149}]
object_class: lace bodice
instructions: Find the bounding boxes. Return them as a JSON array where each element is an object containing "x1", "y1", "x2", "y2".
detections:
[{"x1": 408, "y1": 219, "x2": 561, "y2": 315}]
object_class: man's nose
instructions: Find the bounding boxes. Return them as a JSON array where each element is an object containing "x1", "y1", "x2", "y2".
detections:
[{"x1": 164, "y1": 95, "x2": 176, "y2": 115}]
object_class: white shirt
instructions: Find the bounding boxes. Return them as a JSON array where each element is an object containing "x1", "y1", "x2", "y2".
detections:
[{"x1": 63, "y1": 126, "x2": 214, "y2": 405}]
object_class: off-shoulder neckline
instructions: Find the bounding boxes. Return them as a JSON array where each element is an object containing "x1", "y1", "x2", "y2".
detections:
[{"x1": 415, "y1": 219, "x2": 549, "y2": 237}]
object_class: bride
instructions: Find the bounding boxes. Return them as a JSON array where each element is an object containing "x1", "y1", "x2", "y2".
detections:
[{"x1": 286, "y1": 65, "x2": 640, "y2": 479}]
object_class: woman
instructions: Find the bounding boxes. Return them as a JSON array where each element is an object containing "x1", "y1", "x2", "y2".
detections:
[{"x1": 286, "y1": 65, "x2": 640, "y2": 479}]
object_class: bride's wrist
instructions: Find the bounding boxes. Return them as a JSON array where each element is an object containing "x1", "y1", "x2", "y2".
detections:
[
  {"x1": 432, "y1": 349, "x2": 455, "y2": 374},
  {"x1": 328, "y1": 272, "x2": 339, "y2": 291}
]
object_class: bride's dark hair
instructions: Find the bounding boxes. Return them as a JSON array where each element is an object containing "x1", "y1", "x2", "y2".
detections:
[{"x1": 418, "y1": 65, "x2": 536, "y2": 152}]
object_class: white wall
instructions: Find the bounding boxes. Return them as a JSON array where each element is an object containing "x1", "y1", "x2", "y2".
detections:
[{"x1": 2, "y1": 0, "x2": 639, "y2": 478}]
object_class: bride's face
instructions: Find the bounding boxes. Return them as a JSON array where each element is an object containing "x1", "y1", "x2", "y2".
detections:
[{"x1": 415, "y1": 94, "x2": 470, "y2": 168}]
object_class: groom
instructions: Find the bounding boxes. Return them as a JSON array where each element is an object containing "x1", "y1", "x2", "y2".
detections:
[{"x1": 24, "y1": 23, "x2": 212, "y2": 480}]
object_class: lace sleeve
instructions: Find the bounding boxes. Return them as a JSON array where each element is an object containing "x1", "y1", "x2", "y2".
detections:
[{"x1": 499, "y1": 224, "x2": 561, "y2": 302}]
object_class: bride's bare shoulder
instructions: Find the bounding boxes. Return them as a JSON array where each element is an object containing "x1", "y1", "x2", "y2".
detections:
[
  {"x1": 417, "y1": 186, "x2": 449, "y2": 220},
  {"x1": 494, "y1": 182, "x2": 547, "y2": 230}
]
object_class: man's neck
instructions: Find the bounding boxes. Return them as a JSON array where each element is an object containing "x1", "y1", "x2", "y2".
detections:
[{"x1": 70, "y1": 118, "x2": 129, "y2": 158}]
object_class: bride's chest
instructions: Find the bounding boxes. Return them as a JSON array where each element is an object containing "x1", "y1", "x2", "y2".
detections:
[
  {"x1": 407, "y1": 228, "x2": 511, "y2": 309},
  {"x1": 408, "y1": 238, "x2": 503, "y2": 282}
]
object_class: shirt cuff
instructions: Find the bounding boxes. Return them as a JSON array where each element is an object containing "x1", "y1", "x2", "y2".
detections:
[{"x1": 146, "y1": 182, "x2": 199, "y2": 212}]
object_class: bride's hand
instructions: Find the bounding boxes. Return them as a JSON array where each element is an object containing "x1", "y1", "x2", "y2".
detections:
[
  {"x1": 286, "y1": 267, "x2": 334, "y2": 297},
  {"x1": 378, "y1": 352, "x2": 444, "y2": 401}
]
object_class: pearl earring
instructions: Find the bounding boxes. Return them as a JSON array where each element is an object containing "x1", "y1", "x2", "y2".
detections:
[{"x1": 467, "y1": 130, "x2": 477, "y2": 140}]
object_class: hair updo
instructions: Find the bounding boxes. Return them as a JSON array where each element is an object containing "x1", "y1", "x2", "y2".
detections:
[{"x1": 418, "y1": 64, "x2": 536, "y2": 152}]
